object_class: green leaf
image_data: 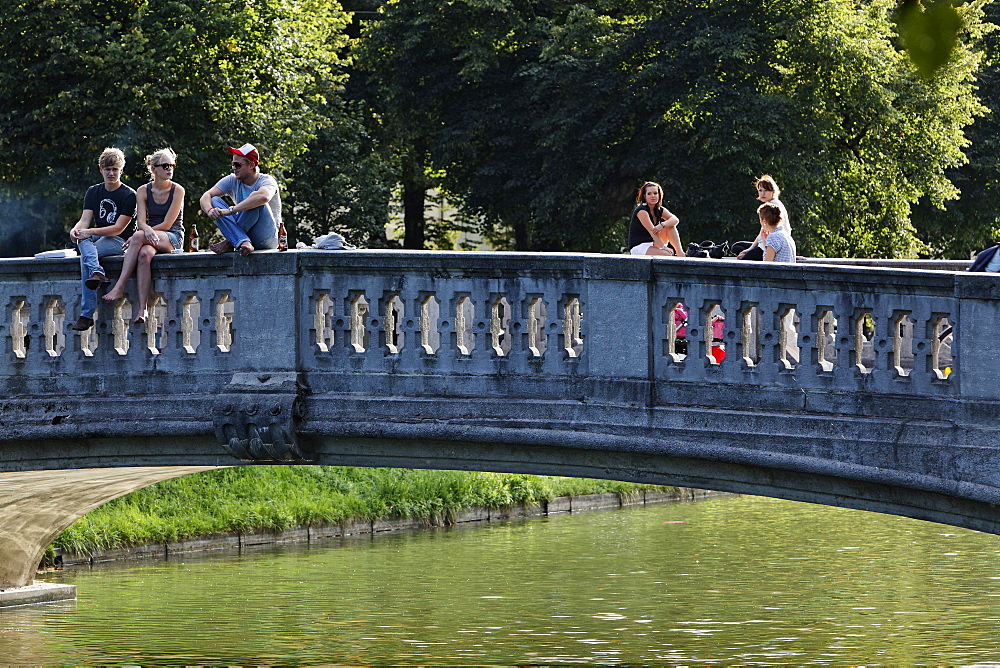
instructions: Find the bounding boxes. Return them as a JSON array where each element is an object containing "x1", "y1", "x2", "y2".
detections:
[{"x1": 898, "y1": 0, "x2": 962, "y2": 78}]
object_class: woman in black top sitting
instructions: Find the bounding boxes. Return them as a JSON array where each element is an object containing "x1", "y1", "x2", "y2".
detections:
[
  {"x1": 104, "y1": 147, "x2": 185, "y2": 324},
  {"x1": 627, "y1": 181, "x2": 685, "y2": 256}
]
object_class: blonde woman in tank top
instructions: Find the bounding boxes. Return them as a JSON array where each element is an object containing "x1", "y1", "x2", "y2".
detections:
[{"x1": 103, "y1": 147, "x2": 185, "y2": 324}]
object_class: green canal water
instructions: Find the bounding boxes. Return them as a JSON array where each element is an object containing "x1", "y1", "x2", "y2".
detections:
[{"x1": 4, "y1": 493, "x2": 1000, "y2": 664}]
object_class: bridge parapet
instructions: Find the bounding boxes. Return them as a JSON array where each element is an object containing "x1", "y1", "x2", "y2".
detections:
[
  {"x1": 0, "y1": 251, "x2": 993, "y2": 401},
  {"x1": 1, "y1": 252, "x2": 244, "y2": 397},
  {"x1": 6, "y1": 249, "x2": 1000, "y2": 459}
]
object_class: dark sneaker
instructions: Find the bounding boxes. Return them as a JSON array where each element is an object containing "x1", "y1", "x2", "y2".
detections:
[
  {"x1": 71, "y1": 316, "x2": 94, "y2": 331},
  {"x1": 84, "y1": 272, "x2": 110, "y2": 290}
]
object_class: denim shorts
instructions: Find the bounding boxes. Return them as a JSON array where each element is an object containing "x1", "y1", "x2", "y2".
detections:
[{"x1": 165, "y1": 230, "x2": 182, "y2": 251}]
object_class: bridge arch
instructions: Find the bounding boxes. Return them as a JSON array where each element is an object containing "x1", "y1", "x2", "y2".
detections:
[{"x1": 7, "y1": 411, "x2": 1000, "y2": 590}]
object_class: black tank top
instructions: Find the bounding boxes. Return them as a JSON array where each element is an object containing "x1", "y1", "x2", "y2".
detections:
[{"x1": 146, "y1": 182, "x2": 184, "y2": 237}]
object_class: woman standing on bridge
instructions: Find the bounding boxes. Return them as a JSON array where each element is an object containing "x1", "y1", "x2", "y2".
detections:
[
  {"x1": 103, "y1": 148, "x2": 185, "y2": 325},
  {"x1": 627, "y1": 181, "x2": 685, "y2": 256}
]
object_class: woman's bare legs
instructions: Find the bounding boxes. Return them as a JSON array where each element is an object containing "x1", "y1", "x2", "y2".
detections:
[
  {"x1": 645, "y1": 245, "x2": 676, "y2": 256},
  {"x1": 103, "y1": 232, "x2": 174, "y2": 323},
  {"x1": 661, "y1": 224, "x2": 686, "y2": 257},
  {"x1": 103, "y1": 231, "x2": 146, "y2": 302},
  {"x1": 644, "y1": 224, "x2": 685, "y2": 256},
  {"x1": 134, "y1": 244, "x2": 157, "y2": 323},
  {"x1": 133, "y1": 237, "x2": 174, "y2": 323}
]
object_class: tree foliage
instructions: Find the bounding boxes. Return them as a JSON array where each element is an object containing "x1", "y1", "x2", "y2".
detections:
[
  {"x1": 0, "y1": 0, "x2": 349, "y2": 252},
  {"x1": 282, "y1": 95, "x2": 396, "y2": 248},
  {"x1": 910, "y1": 0, "x2": 1000, "y2": 258},
  {"x1": 898, "y1": 0, "x2": 963, "y2": 79},
  {"x1": 360, "y1": 0, "x2": 987, "y2": 257},
  {"x1": 0, "y1": 0, "x2": 991, "y2": 259},
  {"x1": 280, "y1": 0, "x2": 403, "y2": 249}
]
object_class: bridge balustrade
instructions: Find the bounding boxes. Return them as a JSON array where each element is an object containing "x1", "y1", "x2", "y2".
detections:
[
  {"x1": 0, "y1": 252, "x2": 971, "y2": 404},
  {"x1": 653, "y1": 262, "x2": 957, "y2": 398},
  {"x1": 0, "y1": 254, "x2": 243, "y2": 400}
]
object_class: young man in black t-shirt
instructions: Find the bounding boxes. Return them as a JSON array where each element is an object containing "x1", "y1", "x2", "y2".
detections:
[{"x1": 69, "y1": 148, "x2": 137, "y2": 331}]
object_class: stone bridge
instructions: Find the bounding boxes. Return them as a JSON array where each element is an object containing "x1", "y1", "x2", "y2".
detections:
[{"x1": 1, "y1": 249, "x2": 999, "y2": 588}]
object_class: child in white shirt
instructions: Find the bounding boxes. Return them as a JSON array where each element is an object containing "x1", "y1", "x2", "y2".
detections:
[{"x1": 758, "y1": 202, "x2": 796, "y2": 263}]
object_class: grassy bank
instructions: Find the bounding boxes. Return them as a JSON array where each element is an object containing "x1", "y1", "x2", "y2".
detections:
[{"x1": 53, "y1": 467, "x2": 674, "y2": 557}]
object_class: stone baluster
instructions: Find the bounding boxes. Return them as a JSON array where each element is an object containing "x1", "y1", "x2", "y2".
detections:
[
  {"x1": 452, "y1": 294, "x2": 474, "y2": 357},
  {"x1": 490, "y1": 294, "x2": 511, "y2": 357},
  {"x1": 560, "y1": 295, "x2": 583, "y2": 359},
  {"x1": 421, "y1": 293, "x2": 441, "y2": 356},
  {"x1": 10, "y1": 299, "x2": 29, "y2": 359},
  {"x1": 43, "y1": 298, "x2": 66, "y2": 358}
]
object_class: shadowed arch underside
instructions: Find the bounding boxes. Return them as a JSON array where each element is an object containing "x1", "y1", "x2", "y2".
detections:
[{"x1": 0, "y1": 466, "x2": 219, "y2": 588}]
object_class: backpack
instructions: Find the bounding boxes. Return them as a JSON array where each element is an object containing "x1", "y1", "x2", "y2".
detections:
[{"x1": 686, "y1": 240, "x2": 729, "y2": 259}]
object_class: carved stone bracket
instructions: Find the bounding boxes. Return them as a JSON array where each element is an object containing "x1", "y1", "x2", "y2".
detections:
[{"x1": 212, "y1": 372, "x2": 312, "y2": 462}]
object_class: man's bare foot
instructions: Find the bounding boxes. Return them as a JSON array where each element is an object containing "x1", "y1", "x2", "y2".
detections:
[
  {"x1": 238, "y1": 241, "x2": 254, "y2": 256},
  {"x1": 210, "y1": 240, "x2": 234, "y2": 254},
  {"x1": 133, "y1": 309, "x2": 147, "y2": 325}
]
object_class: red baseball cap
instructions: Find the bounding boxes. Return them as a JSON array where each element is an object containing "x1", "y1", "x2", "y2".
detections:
[{"x1": 227, "y1": 143, "x2": 259, "y2": 164}]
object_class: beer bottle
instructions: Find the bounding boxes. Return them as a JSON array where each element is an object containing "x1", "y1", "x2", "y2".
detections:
[
  {"x1": 278, "y1": 221, "x2": 287, "y2": 251},
  {"x1": 188, "y1": 224, "x2": 199, "y2": 252}
]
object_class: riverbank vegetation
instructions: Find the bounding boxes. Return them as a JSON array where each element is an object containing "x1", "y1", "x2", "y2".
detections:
[
  {"x1": 52, "y1": 467, "x2": 671, "y2": 557},
  {"x1": 1, "y1": 0, "x2": 996, "y2": 259}
]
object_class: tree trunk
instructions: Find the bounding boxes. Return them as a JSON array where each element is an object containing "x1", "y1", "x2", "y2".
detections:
[
  {"x1": 514, "y1": 221, "x2": 529, "y2": 251},
  {"x1": 402, "y1": 156, "x2": 426, "y2": 250}
]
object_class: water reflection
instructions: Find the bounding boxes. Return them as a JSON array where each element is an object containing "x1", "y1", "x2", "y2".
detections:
[{"x1": 4, "y1": 494, "x2": 1000, "y2": 663}]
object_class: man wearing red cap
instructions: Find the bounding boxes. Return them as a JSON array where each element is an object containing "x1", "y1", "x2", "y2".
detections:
[{"x1": 199, "y1": 143, "x2": 281, "y2": 255}]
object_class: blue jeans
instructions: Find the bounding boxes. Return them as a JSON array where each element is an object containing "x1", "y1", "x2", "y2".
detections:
[
  {"x1": 78, "y1": 235, "x2": 125, "y2": 318},
  {"x1": 212, "y1": 196, "x2": 278, "y2": 250}
]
